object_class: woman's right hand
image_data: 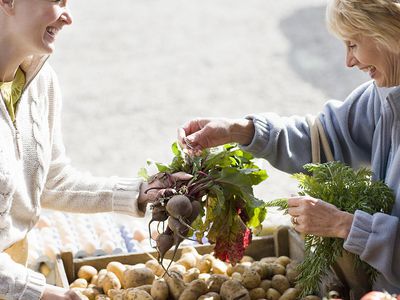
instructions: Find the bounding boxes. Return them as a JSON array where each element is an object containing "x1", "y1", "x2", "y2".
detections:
[
  {"x1": 41, "y1": 284, "x2": 82, "y2": 300},
  {"x1": 177, "y1": 117, "x2": 255, "y2": 152}
]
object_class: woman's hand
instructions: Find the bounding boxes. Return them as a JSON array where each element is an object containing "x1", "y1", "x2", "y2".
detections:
[
  {"x1": 137, "y1": 172, "x2": 193, "y2": 211},
  {"x1": 41, "y1": 285, "x2": 81, "y2": 300},
  {"x1": 287, "y1": 196, "x2": 354, "y2": 239},
  {"x1": 177, "y1": 118, "x2": 255, "y2": 153}
]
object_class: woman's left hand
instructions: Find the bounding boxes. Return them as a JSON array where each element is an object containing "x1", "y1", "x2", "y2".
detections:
[{"x1": 287, "y1": 196, "x2": 354, "y2": 239}]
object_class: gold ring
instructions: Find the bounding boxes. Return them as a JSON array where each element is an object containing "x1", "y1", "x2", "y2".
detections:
[{"x1": 291, "y1": 216, "x2": 299, "y2": 225}]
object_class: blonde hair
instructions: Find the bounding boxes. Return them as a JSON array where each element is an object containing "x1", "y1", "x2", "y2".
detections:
[{"x1": 326, "y1": 0, "x2": 400, "y2": 52}]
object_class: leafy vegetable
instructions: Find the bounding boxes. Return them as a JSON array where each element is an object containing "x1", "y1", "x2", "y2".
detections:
[
  {"x1": 266, "y1": 161, "x2": 395, "y2": 296},
  {"x1": 141, "y1": 142, "x2": 268, "y2": 264}
]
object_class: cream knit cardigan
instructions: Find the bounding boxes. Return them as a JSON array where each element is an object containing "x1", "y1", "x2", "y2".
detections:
[{"x1": 0, "y1": 56, "x2": 144, "y2": 299}]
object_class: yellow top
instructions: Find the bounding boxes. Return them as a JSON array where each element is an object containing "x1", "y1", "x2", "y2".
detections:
[{"x1": 0, "y1": 67, "x2": 26, "y2": 122}]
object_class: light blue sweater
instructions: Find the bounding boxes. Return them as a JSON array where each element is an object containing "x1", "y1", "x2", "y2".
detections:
[{"x1": 242, "y1": 80, "x2": 400, "y2": 292}]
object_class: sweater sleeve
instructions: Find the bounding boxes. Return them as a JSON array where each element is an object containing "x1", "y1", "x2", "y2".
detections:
[
  {"x1": 240, "y1": 81, "x2": 380, "y2": 173},
  {"x1": 39, "y1": 67, "x2": 145, "y2": 217},
  {"x1": 343, "y1": 210, "x2": 400, "y2": 287},
  {"x1": 0, "y1": 253, "x2": 46, "y2": 300}
]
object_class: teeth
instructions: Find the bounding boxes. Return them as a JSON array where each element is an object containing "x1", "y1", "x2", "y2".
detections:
[{"x1": 46, "y1": 27, "x2": 58, "y2": 35}]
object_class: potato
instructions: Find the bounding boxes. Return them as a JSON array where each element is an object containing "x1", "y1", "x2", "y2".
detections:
[
  {"x1": 106, "y1": 262, "x2": 126, "y2": 284},
  {"x1": 178, "y1": 253, "x2": 197, "y2": 270},
  {"x1": 107, "y1": 289, "x2": 124, "y2": 300},
  {"x1": 183, "y1": 268, "x2": 200, "y2": 283},
  {"x1": 242, "y1": 269, "x2": 261, "y2": 289},
  {"x1": 241, "y1": 256, "x2": 254, "y2": 263},
  {"x1": 206, "y1": 274, "x2": 229, "y2": 293},
  {"x1": 101, "y1": 272, "x2": 121, "y2": 295},
  {"x1": 259, "y1": 279, "x2": 272, "y2": 292},
  {"x1": 123, "y1": 267, "x2": 155, "y2": 288},
  {"x1": 145, "y1": 259, "x2": 167, "y2": 277},
  {"x1": 95, "y1": 295, "x2": 110, "y2": 300},
  {"x1": 198, "y1": 292, "x2": 221, "y2": 300},
  {"x1": 81, "y1": 287, "x2": 101, "y2": 300},
  {"x1": 260, "y1": 257, "x2": 277, "y2": 264},
  {"x1": 179, "y1": 279, "x2": 208, "y2": 300},
  {"x1": 70, "y1": 278, "x2": 88, "y2": 289},
  {"x1": 165, "y1": 271, "x2": 187, "y2": 300},
  {"x1": 131, "y1": 263, "x2": 146, "y2": 269},
  {"x1": 271, "y1": 274, "x2": 290, "y2": 295},
  {"x1": 220, "y1": 279, "x2": 250, "y2": 300},
  {"x1": 78, "y1": 266, "x2": 98, "y2": 281},
  {"x1": 278, "y1": 288, "x2": 299, "y2": 300},
  {"x1": 269, "y1": 263, "x2": 286, "y2": 276},
  {"x1": 169, "y1": 264, "x2": 187, "y2": 275},
  {"x1": 96, "y1": 269, "x2": 108, "y2": 287},
  {"x1": 251, "y1": 262, "x2": 270, "y2": 279},
  {"x1": 275, "y1": 256, "x2": 291, "y2": 267},
  {"x1": 151, "y1": 278, "x2": 169, "y2": 300},
  {"x1": 249, "y1": 287, "x2": 265, "y2": 300},
  {"x1": 124, "y1": 289, "x2": 153, "y2": 300},
  {"x1": 265, "y1": 288, "x2": 281, "y2": 300},
  {"x1": 303, "y1": 296, "x2": 321, "y2": 300},
  {"x1": 285, "y1": 267, "x2": 299, "y2": 287},
  {"x1": 136, "y1": 284, "x2": 152, "y2": 294},
  {"x1": 198, "y1": 273, "x2": 211, "y2": 281},
  {"x1": 231, "y1": 272, "x2": 242, "y2": 281},
  {"x1": 197, "y1": 255, "x2": 213, "y2": 274},
  {"x1": 211, "y1": 259, "x2": 228, "y2": 274},
  {"x1": 90, "y1": 275, "x2": 99, "y2": 286},
  {"x1": 231, "y1": 264, "x2": 250, "y2": 275},
  {"x1": 181, "y1": 246, "x2": 200, "y2": 258}
]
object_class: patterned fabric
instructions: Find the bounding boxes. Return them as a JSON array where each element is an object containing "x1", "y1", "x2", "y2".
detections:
[{"x1": 0, "y1": 56, "x2": 144, "y2": 300}]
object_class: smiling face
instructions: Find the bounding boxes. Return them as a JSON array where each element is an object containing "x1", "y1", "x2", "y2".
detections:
[
  {"x1": 345, "y1": 35, "x2": 400, "y2": 87},
  {"x1": 11, "y1": 0, "x2": 73, "y2": 56}
]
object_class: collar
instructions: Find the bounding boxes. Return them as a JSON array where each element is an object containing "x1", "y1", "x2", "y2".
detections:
[{"x1": 19, "y1": 55, "x2": 49, "y2": 88}]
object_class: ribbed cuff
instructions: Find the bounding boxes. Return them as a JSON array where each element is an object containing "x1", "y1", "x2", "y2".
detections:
[
  {"x1": 23, "y1": 269, "x2": 46, "y2": 300},
  {"x1": 112, "y1": 177, "x2": 145, "y2": 217},
  {"x1": 343, "y1": 210, "x2": 372, "y2": 256},
  {"x1": 240, "y1": 114, "x2": 271, "y2": 157}
]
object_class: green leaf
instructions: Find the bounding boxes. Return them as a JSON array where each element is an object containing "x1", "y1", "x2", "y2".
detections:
[
  {"x1": 137, "y1": 167, "x2": 149, "y2": 180},
  {"x1": 290, "y1": 161, "x2": 395, "y2": 296}
]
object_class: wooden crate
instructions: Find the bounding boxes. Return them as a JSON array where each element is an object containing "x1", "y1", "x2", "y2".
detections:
[
  {"x1": 55, "y1": 226, "x2": 364, "y2": 299},
  {"x1": 55, "y1": 226, "x2": 303, "y2": 288}
]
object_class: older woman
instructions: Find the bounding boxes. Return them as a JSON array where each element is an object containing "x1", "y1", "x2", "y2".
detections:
[
  {"x1": 0, "y1": 0, "x2": 189, "y2": 299},
  {"x1": 178, "y1": 0, "x2": 400, "y2": 293}
]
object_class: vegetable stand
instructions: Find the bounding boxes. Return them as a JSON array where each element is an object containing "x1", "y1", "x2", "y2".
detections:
[{"x1": 54, "y1": 226, "x2": 357, "y2": 299}]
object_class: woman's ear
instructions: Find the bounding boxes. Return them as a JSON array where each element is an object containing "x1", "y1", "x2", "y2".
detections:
[{"x1": 0, "y1": 0, "x2": 15, "y2": 15}]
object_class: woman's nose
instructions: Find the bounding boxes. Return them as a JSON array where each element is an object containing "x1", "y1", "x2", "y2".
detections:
[
  {"x1": 346, "y1": 49, "x2": 357, "y2": 68},
  {"x1": 61, "y1": 7, "x2": 73, "y2": 25}
]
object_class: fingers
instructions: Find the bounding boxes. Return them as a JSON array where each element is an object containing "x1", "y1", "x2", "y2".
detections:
[{"x1": 171, "y1": 171, "x2": 193, "y2": 181}]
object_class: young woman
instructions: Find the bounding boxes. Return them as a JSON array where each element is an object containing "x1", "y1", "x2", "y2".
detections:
[
  {"x1": 0, "y1": 0, "x2": 189, "y2": 299},
  {"x1": 178, "y1": 0, "x2": 400, "y2": 293}
]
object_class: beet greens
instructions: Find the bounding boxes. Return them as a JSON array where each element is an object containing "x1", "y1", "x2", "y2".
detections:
[{"x1": 140, "y1": 142, "x2": 268, "y2": 265}]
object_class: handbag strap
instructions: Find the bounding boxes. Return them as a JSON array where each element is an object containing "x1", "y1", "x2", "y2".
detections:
[{"x1": 306, "y1": 114, "x2": 334, "y2": 163}]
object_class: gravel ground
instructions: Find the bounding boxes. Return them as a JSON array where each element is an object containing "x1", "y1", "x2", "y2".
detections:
[{"x1": 50, "y1": 0, "x2": 369, "y2": 203}]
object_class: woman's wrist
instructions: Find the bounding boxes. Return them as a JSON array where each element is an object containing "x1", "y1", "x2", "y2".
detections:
[
  {"x1": 230, "y1": 119, "x2": 255, "y2": 145},
  {"x1": 337, "y1": 211, "x2": 354, "y2": 239},
  {"x1": 137, "y1": 182, "x2": 149, "y2": 212}
]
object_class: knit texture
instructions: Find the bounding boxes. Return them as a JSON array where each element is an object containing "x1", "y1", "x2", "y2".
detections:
[{"x1": 0, "y1": 57, "x2": 144, "y2": 299}]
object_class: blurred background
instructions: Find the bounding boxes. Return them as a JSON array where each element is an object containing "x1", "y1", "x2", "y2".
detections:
[{"x1": 50, "y1": 0, "x2": 368, "y2": 202}]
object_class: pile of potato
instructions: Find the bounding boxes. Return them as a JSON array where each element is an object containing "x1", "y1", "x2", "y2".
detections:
[{"x1": 69, "y1": 247, "x2": 324, "y2": 300}]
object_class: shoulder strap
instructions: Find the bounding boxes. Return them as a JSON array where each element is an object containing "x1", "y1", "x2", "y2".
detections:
[{"x1": 306, "y1": 114, "x2": 334, "y2": 163}]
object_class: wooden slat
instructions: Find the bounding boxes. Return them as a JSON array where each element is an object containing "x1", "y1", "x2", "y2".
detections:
[{"x1": 57, "y1": 226, "x2": 301, "y2": 284}]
